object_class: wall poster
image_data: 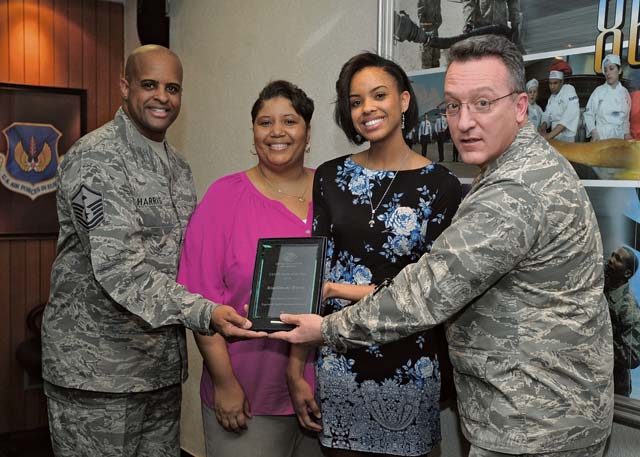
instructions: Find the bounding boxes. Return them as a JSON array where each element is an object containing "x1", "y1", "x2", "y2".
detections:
[{"x1": 379, "y1": 0, "x2": 640, "y2": 424}]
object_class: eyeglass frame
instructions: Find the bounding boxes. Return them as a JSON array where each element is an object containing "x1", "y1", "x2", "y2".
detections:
[{"x1": 443, "y1": 91, "x2": 519, "y2": 117}]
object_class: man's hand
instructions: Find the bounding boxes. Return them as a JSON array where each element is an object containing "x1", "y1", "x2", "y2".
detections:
[
  {"x1": 211, "y1": 305, "x2": 267, "y2": 339},
  {"x1": 213, "y1": 378, "x2": 251, "y2": 433},
  {"x1": 268, "y1": 314, "x2": 323, "y2": 345}
]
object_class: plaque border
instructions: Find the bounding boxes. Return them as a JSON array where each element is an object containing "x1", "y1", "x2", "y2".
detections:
[{"x1": 247, "y1": 237, "x2": 326, "y2": 332}]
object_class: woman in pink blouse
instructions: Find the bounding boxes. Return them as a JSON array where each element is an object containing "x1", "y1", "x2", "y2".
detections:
[{"x1": 177, "y1": 80, "x2": 321, "y2": 457}]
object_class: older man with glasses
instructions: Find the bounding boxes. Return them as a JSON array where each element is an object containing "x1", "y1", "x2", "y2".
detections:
[{"x1": 271, "y1": 34, "x2": 613, "y2": 457}]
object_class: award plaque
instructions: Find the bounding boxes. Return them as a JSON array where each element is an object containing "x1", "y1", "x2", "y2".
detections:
[{"x1": 248, "y1": 237, "x2": 326, "y2": 332}]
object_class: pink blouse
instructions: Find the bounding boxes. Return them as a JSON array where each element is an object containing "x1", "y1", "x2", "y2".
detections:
[{"x1": 177, "y1": 171, "x2": 315, "y2": 415}]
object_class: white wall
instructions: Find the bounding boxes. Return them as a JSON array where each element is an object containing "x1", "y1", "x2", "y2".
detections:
[{"x1": 168, "y1": 0, "x2": 375, "y2": 198}]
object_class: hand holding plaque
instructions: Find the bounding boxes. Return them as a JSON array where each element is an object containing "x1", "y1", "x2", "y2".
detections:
[{"x1": 247, "y1": 237, "x2": 326, "y2": 332}]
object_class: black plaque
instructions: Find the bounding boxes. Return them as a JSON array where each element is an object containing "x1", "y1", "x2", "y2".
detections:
[{"x1": 248, "y1": 237, "x2": 326, "y2": 332}]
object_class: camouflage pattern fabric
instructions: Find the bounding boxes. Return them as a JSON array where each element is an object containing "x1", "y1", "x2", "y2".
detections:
[
  {"x1": 468, "y1": 440, "x2": 606, "y2": 457},
  {"x1": 605, "y1": 283, "x2": 640, "y2": 396},
  {"x1": 45, "y1": 381, "x2": 181, "y2": 457},
  {"x1": 322, "y1": 123, "x2": 614, "y2": 454},
  {"x1": 42, "y1": 108, "x2": 217, "y2": 393}
]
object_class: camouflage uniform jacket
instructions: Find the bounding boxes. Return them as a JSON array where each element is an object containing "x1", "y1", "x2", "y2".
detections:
[
  {"x1": 42, "y1": 108, "x2": 216, "y2": 393},
  {"x1": 605, "y1": 283, "x2": 640, "y2": 395},
  {"x1": 322, "y1": 123, "x2": 614, "y2": 453}
]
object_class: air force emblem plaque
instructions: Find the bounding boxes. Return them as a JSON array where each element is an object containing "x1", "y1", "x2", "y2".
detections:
[{"x1": 0, "y1": 122, "x2": 62, "y2": 200}]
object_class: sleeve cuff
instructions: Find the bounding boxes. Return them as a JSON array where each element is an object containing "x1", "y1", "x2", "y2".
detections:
[{"x1": 321, "y1": 314, "x2": 348, "y2": 353}]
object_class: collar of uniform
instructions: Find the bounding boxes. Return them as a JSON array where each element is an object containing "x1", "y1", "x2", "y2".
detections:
[
  {"x1": 474, "y1": 122, "x2": 538, "y2": 183},
  {"x1": 113, "y1": 107, "x2": 175, "y2": 174},
  {"x1": 606, "y1": 282, "x2": 629, "y2": 303}
]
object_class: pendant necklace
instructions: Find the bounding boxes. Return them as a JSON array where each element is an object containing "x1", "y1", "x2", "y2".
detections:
[
  {"x1": 257, "y1": 166, "x2": 307, "y2": 202},
  {"x1": 365, "y1": 150, "x2": 409, "y2": 228}
]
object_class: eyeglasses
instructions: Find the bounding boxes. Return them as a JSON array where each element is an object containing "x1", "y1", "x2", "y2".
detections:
[{"x1": 444, "y1": 92, "x2": 517, "y2": 117}]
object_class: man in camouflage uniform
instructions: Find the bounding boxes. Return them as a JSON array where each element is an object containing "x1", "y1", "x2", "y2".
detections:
[
  {"x1": 463, "y1": 0, "x2": 523, "y2": 51},
  {"x1": 273, "y1": 35, "x2": 613, "y2": 457},
  {"x1": 604, "y1": 246, "x2": 640, "y2": 396},
  {"x1": 418, "y1": 0, "x2": 442, "y2": 68},
  {"x1": 42, "y1": 45, "x2": 263, "y2": 457}
]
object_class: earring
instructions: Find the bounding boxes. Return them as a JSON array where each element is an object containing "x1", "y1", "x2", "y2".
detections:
[
  {"x1": 305, "y1": 144, "x2": 311, "y2": 154},
  {"x1": 355, "y1": 134, "x2": 362, "y2": 143},
  {"x1": 401, "y1": 112, "x2": 405, "y2": 130},
  {"x1": 250, "y1": 144, "x2": 257, "y2": 155}
]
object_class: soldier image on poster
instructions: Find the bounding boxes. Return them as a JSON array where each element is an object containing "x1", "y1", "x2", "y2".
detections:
[
  {"x1": 462, "y1": 1, "x2": 523, "y2": 51},
  {"x1": 604, "y1": 246, "x2": 640, "y2": 397},
  {"x1": 418, "y1": 0, "x2": 443, "y2": 68}
]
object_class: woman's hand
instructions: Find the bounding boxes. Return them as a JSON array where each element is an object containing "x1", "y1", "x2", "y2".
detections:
[
  {"x1": 591, "y1": 129, "x2": 600, "y2": 142},
  {"x1": 213, "y1": 378, "x2": 251, "y2": 433},
  {"x1": 322, "y1": 282, "x2": 336, "y2": 300},
  {"x1": 287, "y1": 375, "x2": 322, "y2": 432}
]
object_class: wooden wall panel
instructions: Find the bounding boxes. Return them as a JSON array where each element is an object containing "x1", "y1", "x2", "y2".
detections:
[
  {"x1": 0, "y1": 241, "x2": 11, "y2": 433},
  {"x1": 67, "y1": 0, "x2": 83, "y2": 89},
  {"x1": 0, "y1": 0, "x2": 124, "y2": 434},
  {"x1": 82, "y1": 0, "x2": 96, "y2": 130},
  {"x1": 53, "y1": 0, "x2": 69, "y2": 87},
  {"x1": 109, "y1": 1, "x2": 123, "y2": 117},
  {"x1": 24, "y1": 0, "x2": 40, "y2": 86},
  {"x1": 0, "y1": 1, "x2": 9, "y2": 82},
  {"x1": 39, "y1": 0, "x2": 55, "y2": 86},
  {"x1": 96, "y1": 1, "x2": 110, "y2": 127},
  {"x1": 8, "y1": 0, "x2": 25, "y2": 83}
]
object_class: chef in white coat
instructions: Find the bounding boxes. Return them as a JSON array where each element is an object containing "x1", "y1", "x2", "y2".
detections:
[
  {"x1": 526, "y1": 78, "x2": 543, "y2": 130},
  {"x1": 584, "y1": 54, "x2": 631, "y2": 141},
  {"x1": 541, "y1": 70, "x2": 580, "y2": 142}
]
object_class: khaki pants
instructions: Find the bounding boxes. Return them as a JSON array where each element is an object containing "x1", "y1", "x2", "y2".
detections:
[{"x1": 201, "y1": 402, "x2": 323, "y2": 457}]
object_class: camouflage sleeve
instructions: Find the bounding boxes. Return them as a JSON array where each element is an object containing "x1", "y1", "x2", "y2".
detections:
[
  {"x1": 322, "y1": 178, "x2": 542, "y2": 352},
  {"x1": 59, "y1": 146, "x2": 216, "y2": 334},
  {"x1": 610, "y1": 295, "x2": 640, "y2": 369}
]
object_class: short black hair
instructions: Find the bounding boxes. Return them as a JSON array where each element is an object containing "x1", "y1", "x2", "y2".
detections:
[
  {"x1": 251, "y1": 80, "x2": 314, "y2": 126},
  {"x1": 334, "y1": 52, "x2": 419, "y2": 145}
]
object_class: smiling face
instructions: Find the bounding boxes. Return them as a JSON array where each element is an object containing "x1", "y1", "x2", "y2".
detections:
[
  {"x1": 120, "y1": 49, "x2": 183, "y2": 141},
  {"x1": 253, "y1": 96, "x2": 310, "y2": 170},
  {"x1": 444, "y1": 56, "x2": 527, "y2": 169},
  {"x1": 604, "y1": 63, "x2": 622, "y2": 86},
  {"x1": 348, "y1": 66, "x2": 410, "y2": 144}
]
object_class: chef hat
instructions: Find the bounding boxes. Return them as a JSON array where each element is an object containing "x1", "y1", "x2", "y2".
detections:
[
  {"x1": 602, "y1": 54, "x2": 621, "y2": 70},
  {"x1": 526, "y1": 79, "x2": 539, "y2": 91},
  {"x1": 549, "y1": 70, "x2": 564, "y2": 80}
]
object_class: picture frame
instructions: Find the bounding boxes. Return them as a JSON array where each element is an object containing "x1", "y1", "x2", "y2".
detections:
[{"x1": 0, "y1": 83, "x2": 87, "y2": 236}]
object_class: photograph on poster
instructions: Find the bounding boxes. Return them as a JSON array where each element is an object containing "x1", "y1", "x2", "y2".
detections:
[
  {"x1": 406, "y1": 45, "x2": 640, "y2": 181},
  {"x1": 588, "y1": 184, "x2": 640, "y2": 401},
  {"x1": 392, "y1": 0, "x2": 633, "y2": 73}
]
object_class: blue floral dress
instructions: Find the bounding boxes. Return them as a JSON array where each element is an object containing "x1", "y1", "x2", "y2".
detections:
[{"x1": 313, "y1": 155, "x2": 461, "y2": 456}]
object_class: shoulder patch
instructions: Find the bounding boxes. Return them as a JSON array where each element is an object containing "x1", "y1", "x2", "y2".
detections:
[{"x1": 71, "y1": 184, "x2": 104, "y2": 230}]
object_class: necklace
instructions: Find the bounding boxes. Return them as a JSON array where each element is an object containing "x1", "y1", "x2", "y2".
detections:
[
  {"x1": 365, "y1": 151, "x2": 409, "y2": 228},
  {"x1": 257, "y1": 166, "x2": 307, "y2": 202}
]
